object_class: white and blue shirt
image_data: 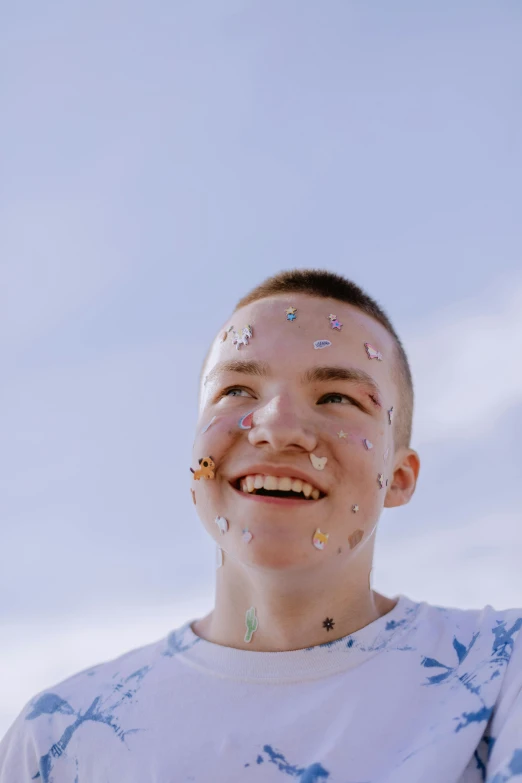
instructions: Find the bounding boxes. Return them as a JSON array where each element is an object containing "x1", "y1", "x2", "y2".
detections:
[{"x1": 1, "y1": 594, "x2": 521, "y2": 782}]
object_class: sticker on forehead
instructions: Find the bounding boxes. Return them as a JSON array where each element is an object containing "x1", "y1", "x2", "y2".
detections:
[
  {"x1": 314, "y1": 340, "x2": 332, "y2": 350},
  {"x1": 232, "y1": 325, "x2": 253, "y2": 350},
  {"x1": 310, "y1": 453, "x2": 327, "y2": 470},
  {"x1": 285, "y1": 306, "x2": 297, "y2": 321},
  {"x1": 238, "y1": 411, "x2": 254, "y2": 430},
  {"x1": 328, "y1": 314, "x2": 343, "y2": 331},
  {"x1": 364, "y1": 342, "x2": 383, "y2": 361}
]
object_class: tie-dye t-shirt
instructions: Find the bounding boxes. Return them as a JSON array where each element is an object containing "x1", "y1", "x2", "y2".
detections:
[{"x1": 1, "y1": 594, "x2": 522, "y2": 783}]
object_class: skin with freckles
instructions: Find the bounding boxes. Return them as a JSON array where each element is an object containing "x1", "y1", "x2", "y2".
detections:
[{"x1": 191, "y1": 294, "x2": 420, "y2": 651}]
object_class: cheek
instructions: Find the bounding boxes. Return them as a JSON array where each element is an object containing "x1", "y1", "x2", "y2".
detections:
[{"x1": 190, "y1": 412, "x2": 250, "y2": 520}]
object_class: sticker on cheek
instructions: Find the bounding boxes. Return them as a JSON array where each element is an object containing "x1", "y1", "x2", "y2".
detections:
[
  {"x1": 191, "y1": 456, "x2": 216, "y2": 480},
  {"x1": 215, "y1": 516, "x2": 229, "y2": 534},
  {"x1": 387, "y1": 407, "x2": 394, "y2": 424},
  {"x1": 348, "y1": 529, "x2": 364, "y2": 549},
  {"x1": 314, "y1": 340, "x2": 332, "y2": 350},
  {"x1": 310, "y1": 453, "x2": 328, "y2": 470},
  {"x1": 242, "y1": 528, "x2": 253, "y2": 543},
  {"x1": 377, "y1": 473, "x2": 385, "y2": 489},
  {"x1": 352, "y1": 504, "x2": 359, "y2": 513},
  {"x1": 337, "y1": 430, "x2": 347, "y2": 439},
  {"x1": 239, "y1": 411, "x2": 255, "y2": 430},
  {"x1": 363, "y1": 439, "x2": 373, "y2": 450},
  {"x1": 216, "y1": 547, "x2": 223, "y2": 568},
  {"x1": 312, "y1": 528, "x2": 329, "y2": 550},
  {"x1": 201, "y1": 416, "x2": 217, "y2": 434}
]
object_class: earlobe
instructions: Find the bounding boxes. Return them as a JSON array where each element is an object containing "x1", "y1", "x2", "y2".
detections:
[{"x1": 383, "y1": 449, "x2": 420, "y2": 509}]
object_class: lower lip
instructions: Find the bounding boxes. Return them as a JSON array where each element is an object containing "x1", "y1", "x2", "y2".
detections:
[{"x1": 230, "y1": 483, "x2": 323, "y2": 506}]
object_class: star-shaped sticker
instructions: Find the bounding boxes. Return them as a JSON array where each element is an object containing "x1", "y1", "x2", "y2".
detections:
[
  {"x1": 337, "y1": 430, "x2": 347, "y2": 439},
  {"x1": 377, "y1": 473, "x2": 385, "y2": 489},
  {"x1": 285, "y1": 306, "x2": 297, "y2": 318},
  {"x1": 352, "y1": 504, "x2": 359, "y2": 513},
  {"x1": 323, "y1": 617, "x2": 335, "y2": 632},
  {"x1": 328, "y1": 314, "x2": 343, "y2": 330}
]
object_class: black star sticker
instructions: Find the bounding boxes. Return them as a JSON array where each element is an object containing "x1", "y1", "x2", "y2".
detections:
[{"x1": 323, "y1": 617, "x2": 335, "y2": 632}]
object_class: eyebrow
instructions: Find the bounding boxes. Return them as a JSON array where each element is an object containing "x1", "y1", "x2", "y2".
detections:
[
  {"x1": 205, "y1": 359, "x2": 382, "y2": 404},
  {"x1": 303, "y1": 366, "x2": 382, "y2": 404},
  {"x1": 204, "y1": 359, "x2": 270, "y2": 386}
]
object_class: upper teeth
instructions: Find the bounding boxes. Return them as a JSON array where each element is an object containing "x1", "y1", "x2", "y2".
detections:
[{"x1": 240, "y1": 474, "x2": 321, "y2": 500}]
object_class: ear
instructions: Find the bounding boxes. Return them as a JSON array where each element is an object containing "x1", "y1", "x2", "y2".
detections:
[{"x1": 384, "y1": 448, "x2": 420, "y2": 509}]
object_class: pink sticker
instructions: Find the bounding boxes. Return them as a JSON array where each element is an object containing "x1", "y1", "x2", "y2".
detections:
[
  {"x1": 239, "y1": 411, "x2": 254, "y2": 430},
  {"x1": 364, "y1": 342, "x2": 383, "y2": 361}
]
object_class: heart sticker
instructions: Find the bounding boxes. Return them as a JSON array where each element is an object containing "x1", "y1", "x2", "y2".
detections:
[{"x1": 310, "y1": 454, "x2": 328, "y2": 471}]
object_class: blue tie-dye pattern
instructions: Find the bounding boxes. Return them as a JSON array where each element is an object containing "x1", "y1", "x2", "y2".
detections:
[
  {"x1": 162, "y1": 626, "x2": 202, "y2": 657},
  {"x1": 255, "y1": 745, "x2": 330, "y2": 781},
  {"x1": 27, "y1": 666, "x2": 151, "y2": 782},
  {"x1": 488, "y1": 748, "x2": 522, "y2": 782}
]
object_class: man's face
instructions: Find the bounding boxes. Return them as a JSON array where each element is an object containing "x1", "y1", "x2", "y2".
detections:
[{"x1": 191, "y1": 293, "x2": 412, "y2": 570}]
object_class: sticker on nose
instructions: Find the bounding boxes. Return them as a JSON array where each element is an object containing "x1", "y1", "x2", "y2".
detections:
[
  {"x1": 239, "y1": 411, "x2": 254, "y2": 430},
  {"x1": 310, "y1": 454, "x2": 328, "y2": 471},
  {"x1": 314, "y1": 340, "x2": 332, "y2": 350}
]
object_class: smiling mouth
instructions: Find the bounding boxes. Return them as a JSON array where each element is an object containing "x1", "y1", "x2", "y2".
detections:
[{"x1": 233, "y1": 474, "x2": 325, "y2": 501}]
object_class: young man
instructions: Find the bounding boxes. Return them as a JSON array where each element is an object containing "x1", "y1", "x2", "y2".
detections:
[{"x1": 1, "y1": 269, "x2": 521, "y2": 782}]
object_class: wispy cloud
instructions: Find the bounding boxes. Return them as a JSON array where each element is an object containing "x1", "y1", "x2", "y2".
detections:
[{"x1": 406, "y1": 274, "x2": 522, "y2": 445}]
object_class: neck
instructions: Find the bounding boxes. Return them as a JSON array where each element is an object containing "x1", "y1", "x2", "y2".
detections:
[{"x1": 192, "y1": 545, "x2": 397, "y2": 652}]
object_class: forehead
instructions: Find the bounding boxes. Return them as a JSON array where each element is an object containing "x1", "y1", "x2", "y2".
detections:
[{"x1": 202, "y1": 293, "x2": 397, "y2": 386}]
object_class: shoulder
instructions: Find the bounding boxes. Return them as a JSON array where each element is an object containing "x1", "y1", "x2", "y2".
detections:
[
  {"x1": 412, "y1": 597, "x2": 522, "y2": 684},
  {"x1": 6, "y1": 627, "x2": 180, "y2": 740}
]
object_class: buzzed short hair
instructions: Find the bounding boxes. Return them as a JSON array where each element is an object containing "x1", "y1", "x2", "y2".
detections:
[{"x1": 233, "y1": 268, "x2": 414, "y2": 449}]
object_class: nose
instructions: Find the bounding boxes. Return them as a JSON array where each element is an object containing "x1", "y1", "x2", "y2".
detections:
[{"x1": 248, "y1": 394, "x2": 317, "y2": 454}]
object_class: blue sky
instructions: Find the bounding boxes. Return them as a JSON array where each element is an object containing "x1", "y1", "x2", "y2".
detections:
[{"x1": 2, "y1": 1, "x2": 522, "y2": 735}]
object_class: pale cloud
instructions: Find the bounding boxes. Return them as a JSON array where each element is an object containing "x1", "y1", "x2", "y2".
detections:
[
  {"x1": 1, "y1": 198, "x2": 127, "y2": 350},
  {"x1": 406, "y1": 274, "x2": 522, "y2": 445},
  {"x1": 374, "y1": 510, "x2": 522, "y2": 610}
]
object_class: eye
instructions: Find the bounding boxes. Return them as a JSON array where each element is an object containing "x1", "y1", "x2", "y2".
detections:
[
  {"x1": 317, "y1": 393, "x2": 357, "y2": 406},
  {"x1": 222, "y1": 387, "x2": 253, "y2": 398}
]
